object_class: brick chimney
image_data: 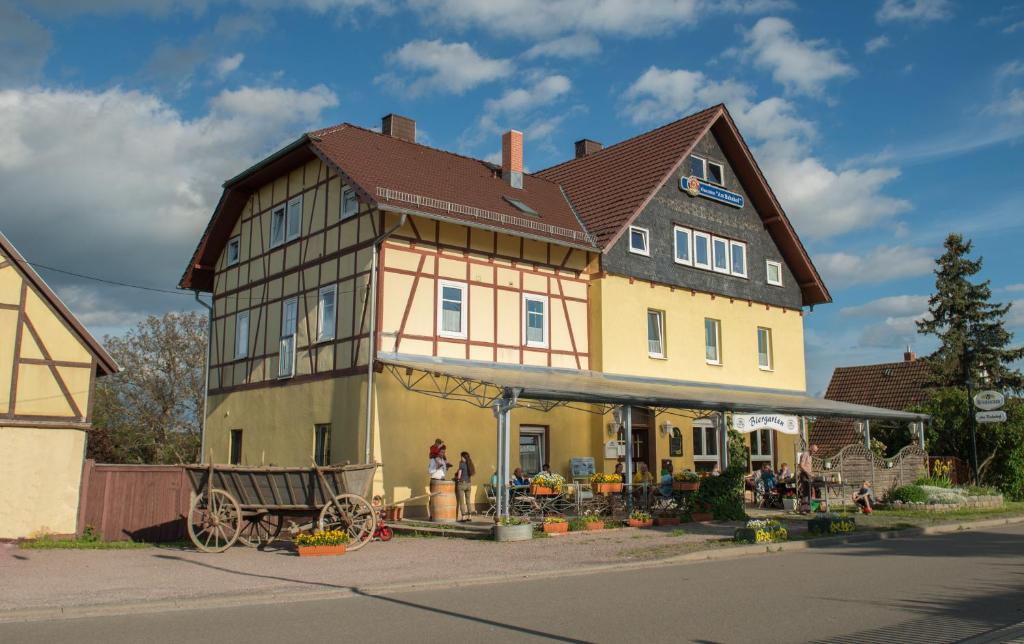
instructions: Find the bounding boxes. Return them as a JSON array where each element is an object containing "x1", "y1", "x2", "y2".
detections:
[
  {"x1": 382, "y1": 114, "x2": 415, "y2": 143},
  {"x1": 904, "y1": 345, "x2": 917, "y2": 362},
  {"x1": 575, "y1": 139, "x2": 602, "y2": 159},
  {"x1": 502, "y1": 130, "x2": 523, "y2": 189}
]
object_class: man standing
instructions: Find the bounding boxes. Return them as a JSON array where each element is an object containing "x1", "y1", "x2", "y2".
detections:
[{"x1": 799, "y1": 444, "x2": 818, "y2": 512}]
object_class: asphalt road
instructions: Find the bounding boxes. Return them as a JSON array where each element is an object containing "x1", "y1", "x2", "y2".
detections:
[{"x1": 3, "y1": 523, "x2": 1023, "y2": 643}]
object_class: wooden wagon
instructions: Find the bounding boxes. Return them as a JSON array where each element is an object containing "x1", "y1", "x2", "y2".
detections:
[{"x1": 184, "y1": 463, "x2": 378, "y2": 553}]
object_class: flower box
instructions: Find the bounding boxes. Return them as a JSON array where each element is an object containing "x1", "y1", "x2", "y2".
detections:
[
  {"x1": 628, "y1": 519, "x2": 654, "y2": 528},
  {"x1": 593, "y1": 483, "x2": 623, "y2": 494},
  {"x1": 543, "y1": 522, "x2": 569, "y2": 534},
  {"x1": 584, "y1": 521, "x2": 604, "y2": 531},
  {"x1": 689, "y1": 512, "x2": 713, "y2": 522},
  {"x1": 672, "y1": 481, "x2": 700, "y2": 492},
  {"x1": 808, "y1": 516, "x2": 855, "y2": 536},
  {"x1": 654, "y1": 516, "x2": 680, "y2": 526},
  {"x1": 297, "y1": 544, "x2": 346, "y2": 557},
  {"x1": 530, "y1": 485, "x2": 555, "y2": 496}
]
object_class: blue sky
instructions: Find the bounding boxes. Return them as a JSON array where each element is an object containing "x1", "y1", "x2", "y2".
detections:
[{"x1": 1, "y1": 0, "x2": 1022, "y2": 394}]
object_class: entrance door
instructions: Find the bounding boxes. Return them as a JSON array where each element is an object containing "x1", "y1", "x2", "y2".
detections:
[{"x1": 627, "y1": 407, "x2": 656, "y2": 475}]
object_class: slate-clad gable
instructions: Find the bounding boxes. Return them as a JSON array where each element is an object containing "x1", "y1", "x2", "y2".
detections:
[{"x1": 603, "y1": 130, "x2": 803, "y2": 309}]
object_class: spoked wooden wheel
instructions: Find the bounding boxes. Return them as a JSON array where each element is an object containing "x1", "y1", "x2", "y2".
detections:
[
  {"x1": 318, "y1": 493, "x2": 377, "y2": 551},
  {"x1": 238, "y1": 512, "x2": 283, "y2": 548},
  {"x1": 188, "y1": 489, "x2": 242, "y2": 553}
]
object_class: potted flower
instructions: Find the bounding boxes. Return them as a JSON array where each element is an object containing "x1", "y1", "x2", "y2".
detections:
[
  {"x1": 808, "y1": 514, "x2": 856, "y2": 536},
  {"x1": 590, "y1": 472, "x2": 624, "y2": 494},
  {"x1": 582, "y1": 510, "x2": 605, "y2": 531},
  {"x1": 542, "y1": 516, "x2": 569, "y2": 534},
  {"x1": 689, "y1": 500, "x2": 713, "y2": 522},
  {"x1": 672, "y1": 470, "x2": 701, "y2": 492},
  {"x1": 530, "y1": 472, "x2": 565, "y2": 496},
  {"x1": 494, "y1": 515, "x2": 533, "y2": 542},
  {"x1": 628, "y1": 510, "x2": 653, "y2": 528},
  {"x1": 654, "y1": 513, "x2": 680, "y2": 526},
  {"x1": 734, "y1": 519, "x2": 788, "y2": 544},
  {"x1": 294, "y1": 529, "x2": 349, "y2": 557}
]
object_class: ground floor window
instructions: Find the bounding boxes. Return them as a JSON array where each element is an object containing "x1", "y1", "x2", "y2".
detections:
[
  {"x1": 314, "y1": 424, "x2": 331, "y2": 466},
  {"x1": 750, "y1": 428, "x2": 773, "y2": 471},
  {"x1": 229, "y1": 429, "x2": 243, "y2": 465},
  {"x1": 519, "y1": 426, "x2": 547, "y2": 476},
  {"x1": 693, "y1": 421, "x2": 718, "y2": 469}
]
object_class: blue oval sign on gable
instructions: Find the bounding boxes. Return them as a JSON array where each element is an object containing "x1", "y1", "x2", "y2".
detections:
[{"x1": 680, "y1": 175, "x2": 744, "y2": 208}]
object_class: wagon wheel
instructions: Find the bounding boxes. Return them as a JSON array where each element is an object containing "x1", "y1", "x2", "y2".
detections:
[
  {"x1": 188, "y1": 489, "x2": 242, "y2": 553},
  {"x1": 318, "y1": 493, "x2": 377, "y2": 551},
  {"x1": 238, "y1": 512, "x2": 283, "y2": 548}
]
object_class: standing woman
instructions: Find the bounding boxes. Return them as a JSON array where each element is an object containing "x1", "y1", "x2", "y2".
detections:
[{"x1": 455, "y1": 451, "x2": 476, "y2": 522}]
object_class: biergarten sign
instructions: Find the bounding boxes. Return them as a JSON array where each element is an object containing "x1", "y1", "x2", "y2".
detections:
[
  {"x1": 733, "y1": 413, "x2": 800, "y2": 435},
  {"x1": 976, "y1": 410, "x2": 1007, "y2": 424},
  {"x1": 973, "y1": 390, "x2": 1005, "y2": 411},
  {"x1": 681, "y1": 175, "x2": 745, "y2": 208}
]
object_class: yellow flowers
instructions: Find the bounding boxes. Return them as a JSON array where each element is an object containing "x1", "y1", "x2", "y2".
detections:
[
  {"x1": 828, "y1": 519, "x2": 856, "y2": 534},
  {"x1": 735, "y1": 519, "x2": 788, "y2": 544},
  {"x1": 543, "y1": 516, "x2": 567, "y2": 524},
  {"x1": 590, "y1": 473, "x2": 623, "y2": 484},
  {"x1": 294, "y1": 529, "x2": 349, "y2": 546}
]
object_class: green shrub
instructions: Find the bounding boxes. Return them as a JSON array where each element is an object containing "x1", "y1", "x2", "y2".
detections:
[
  {"x1": 890, "y1": 485, "x2": 928, "y2": 503},
  {"x1": 568, "y1": 517, "x2": 587, "y2": 532},
  {"x1": 690, "y1": 465, "x2": 746, "y2": 521},
  {"x1": 915, "y1": 475, "x2": 953, "y2": 488},
  {"x1": 966, "y1": 485, "x2": 1000, "y2": 496}
]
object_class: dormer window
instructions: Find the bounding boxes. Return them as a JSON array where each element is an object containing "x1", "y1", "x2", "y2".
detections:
[{"x1": 629, "y1": 226, "x2": 650, "y2": 256}]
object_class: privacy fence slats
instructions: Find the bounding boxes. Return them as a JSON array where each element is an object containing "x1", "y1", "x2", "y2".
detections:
[{"x1": 76, "y1": 460, "x2": 191, "y2": 542}]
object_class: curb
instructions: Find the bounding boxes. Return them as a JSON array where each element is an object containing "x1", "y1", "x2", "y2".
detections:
[{"x1": 2, "y1": 514, "x2": 1022, "y2": 624}]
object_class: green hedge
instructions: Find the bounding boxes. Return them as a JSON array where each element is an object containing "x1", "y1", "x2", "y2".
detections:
[{"x1": 890, "y1": 485, "x2": 928, "y2": 503}]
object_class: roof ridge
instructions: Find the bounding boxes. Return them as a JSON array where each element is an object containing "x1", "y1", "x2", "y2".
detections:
[
  {"x1": 536, "y1": 103, "x2": 723, "y2": 176},
  {"x1": 834, "y1": 359, "x2": 930, "y2": 371}
]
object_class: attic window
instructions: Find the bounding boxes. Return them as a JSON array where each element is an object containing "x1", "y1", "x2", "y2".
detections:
[{"x1": 503, "y1": 196, "x2": 538, "y2": 216}]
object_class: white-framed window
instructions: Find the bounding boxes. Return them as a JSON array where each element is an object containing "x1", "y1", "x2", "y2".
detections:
[
  {"x1": 235, "y1": 310, "x2": 249, "y2": 359},
  {"x1": 712, "y1": 236, "x2": 730, "y2": 274},
  {"x1": 751, "y1": 428, "x2": 773, "y2": 458},
  {"x1": 729, "y1": 241, "x2": 747, "y2": 278},
  {"x1": 689, "y1": 155, "x2": 706, "y2": 179},
  {"x1": 317, "y1": 285, "x2": 337, "y2": 343},
  {"x1": 706, "y1": 161, "x2": 724, "y2": 186},
  {"x1": 647, "y1": 309, "x2": 665, "y2": 358},
  {"x1": 673, "y1": 226, "x2": 692, "y2": 266},
  {"x1": 766, "y1": 260, "x2": 783, "y2": 287},
  {"x1": 519, "y1": 426, "x2": 547, "y2": 476},
  {"x1": 628, "y1": 226, "x2": 650, "y2": 256},
  {"x1": 270, "y1": 206, "x2": 286, "y2": 247},
  {"x1": 227, "y1": 236, "x2": 240, "y2": 267},
  {"x1": 523, "y1": 294, "x2": 548, "y2": 348},
  {"x1": 314, "y1": 424, "x2": 331, "y2": 466},
  {"x1": 757, "y1": 326, "x2": 773, "y2": 371},
  {"x1": 692, "y1": 421, "x2": 718, "y2": 459},
  {"x1": 286, "y1": 196, "x2": 302, "y2": 241},
  {"x1": 438, "y1": 280, "x2": 467, "y2": 339},
  {"x1": 279, "y1": 297, "x2": 298, "y2": 378},
  {"x1": 341, "y1": 186, "x2": 358, "y2": 220},
  {"x1": 693, "y1": 231, "x2": 711, "y2": 270},
  {"x1": 705, "y1": 318, "x2": 721, "y2": 365}
]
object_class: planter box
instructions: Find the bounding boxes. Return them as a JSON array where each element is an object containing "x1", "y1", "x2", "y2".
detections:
[
  {"x1": 593, "y1": 483, "x2": 623, "y2": 494},
  {"x1": 530, "y1": 486, "x2": 555, "y2": 496},
  {"x1": 689, "y1": 512, "x2": 713, "y2": 522},
  {"x1": 297, "y1": 544, "x2": 346, "y2": 557},
  {"x1": 673, "y1": 481, "x2": 700, "y2": 492},
  {"x1": 584, "y1": 521, "x2": 604, "y2": 531},
  {"x1": 733, "y1": 528, "x2": 787, "y2": 544},
  {"x1": 494, "y1": 524, "x2": 534, "y2": 542},
  {"x1": 628, "y1": 519, "x2": 654, "y2": 528},
  {"x1": 808, "y1": 516, "x2": 856, "y2": 536},
  {"x1": 654, "y1": 516, "x2": 680, "y2": 526},
  {"x1": 543, "y1": 522, "x2": 569, "y2": 534},
  {"x1": 782, "y1": 498, "x2": 798, "y2": 511}
]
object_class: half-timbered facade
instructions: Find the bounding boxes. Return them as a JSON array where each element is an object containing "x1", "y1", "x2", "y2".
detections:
[
  {"x1": 0, "y1": 231, "x2": 119, "y2": 538},
  {"x1": 183, "y1": 106, "x2": 832, "y2": 513}
]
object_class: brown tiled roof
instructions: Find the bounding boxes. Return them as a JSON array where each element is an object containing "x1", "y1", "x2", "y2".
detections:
[
  {"x1": 308, "y1": 124, "x2": 594, "y2": 248},
  {"x1": 811, "y1": 358, "x2": 932, "y2": 456},
  {"x1": 536, "y1": 104, "x2": 831, "y2": 306}
]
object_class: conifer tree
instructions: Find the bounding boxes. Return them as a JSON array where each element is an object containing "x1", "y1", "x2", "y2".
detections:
[{"x1": 917, "y1": 234, "x2": 1023, "y2": 392}]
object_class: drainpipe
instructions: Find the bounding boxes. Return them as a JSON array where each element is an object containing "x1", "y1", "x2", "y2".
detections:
[
  {"x1": 194, "y1": 290, "x2": 213, "y2": 465},
  {"x1": 364, "y1": 213, "x2": 408, "y2": 465}
]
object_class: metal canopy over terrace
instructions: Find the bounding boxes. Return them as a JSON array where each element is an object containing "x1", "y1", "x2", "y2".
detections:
[{"x1": 376, "y1": 353, "x2": 929, "y2": 518}]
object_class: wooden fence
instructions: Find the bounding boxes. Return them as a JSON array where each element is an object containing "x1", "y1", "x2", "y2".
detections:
[
  {"x1": 812, "y1": 444, "x2": 929, "y2": 497},
  {"x1": 928, "y1": 456, "x2": 972, "y2": 485},
  {"x1": 76, "y1": 461, "x2": 191, "y2": 542}
]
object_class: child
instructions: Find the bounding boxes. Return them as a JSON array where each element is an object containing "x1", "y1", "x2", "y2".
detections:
[
  {"x1": 428, "y1": 438, "x2": 444, "y2": 459},
  {"x1": 853, "y1": 480, "x2": 874, "y2": 514}
]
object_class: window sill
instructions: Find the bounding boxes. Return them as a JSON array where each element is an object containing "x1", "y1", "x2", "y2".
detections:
[
  {"x1": 705, "y1": 360, "x2": 722, "y2": 367},
  {"x1": 524, "y1": 343, "x2": 549, "y2": 350},
  {"x1": 758, "y1": 366, "x2": 774, "y2": 372},
  {"x1": 438, "y1": 333, "x2": 467, "y2": 341},
  {"x1": 315, "y1": 337, "x2": 336, "y2": 345},
  {"x1": 767, "y1": 282, "x2": 784, "y2": 288},
  {"x1": 648, "y1": 354, "x2": 668, "y2": 360},
  {"x1": 628, "y1": 249, "x2": 650, "y2": 257}
]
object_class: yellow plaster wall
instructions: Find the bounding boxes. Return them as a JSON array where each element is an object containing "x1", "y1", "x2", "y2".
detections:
[
  {"x1": 593, "y1": 275, "x2": 806, "y2": 391},
  {"x1": 0, "y1": 426, "x2": 85, "y2": 538}
]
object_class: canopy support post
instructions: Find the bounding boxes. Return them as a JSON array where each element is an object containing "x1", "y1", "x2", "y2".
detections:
[
  {"x1": 863, "y1": 419, "x2": 872, "y2": 451},
  {"x1": 624, "y1": 405, "x2": 633, "y2": 513},
  {"x1": 719, "y1": 412, "x2": 729, "y2": 471},
  {"x1": 919, "y1": 420, "x2": 927, "y2": 450},
  {"x1": 492, "y1": 387, "x2": 518, "y2": 520}
]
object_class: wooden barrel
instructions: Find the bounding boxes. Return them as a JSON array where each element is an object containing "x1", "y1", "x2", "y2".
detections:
[{"x1": 429, "y1": 479, "x2": 457, "y2": 523}]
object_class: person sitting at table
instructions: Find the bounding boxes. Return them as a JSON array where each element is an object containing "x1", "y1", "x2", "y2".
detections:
[
  {"x1": 853, "y1": 480, "x2": 874, "y2": 514},
  {"x1": 613, "y1": 462, "x2": 625, "y2": 482},
  {"x1": 633, "y1": 462, "x2": 655, "y2": 486},
  {"x1": 511, "y1": 467, "x2": 531, "y2": 487},
  {"x1": 777, "y1": 463, "x2": 792, "y2": 482},
  {"x1": 759, "y1": 464, "x2": 777, "y2": 491},
  {"x1": 658, "y1": 461, "x2": 674, "y2": 497}
]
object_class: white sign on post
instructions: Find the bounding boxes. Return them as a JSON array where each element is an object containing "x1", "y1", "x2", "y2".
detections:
[
  {"x1": 974, "y1": 390, "x2": 1005, "y2": 411},
  {"x1": 732, "y1": 414, "x2": 800, "y2": 435},
  {"x1": 976, "y1": 410, "x2": 1007, "y2": 424}
]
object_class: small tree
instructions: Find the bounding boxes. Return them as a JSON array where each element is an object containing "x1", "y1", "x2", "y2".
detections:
[
  {"x1": 89, "y1": 312, "x2": 207, "y2": 464},
  {"x1": 917, "y1": 233, "x2": 1024, "y2": 392}
]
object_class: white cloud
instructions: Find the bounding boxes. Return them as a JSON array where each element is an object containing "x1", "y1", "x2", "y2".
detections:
[
  {"x1": 213, "y1": 53, "x2": 244, "y2": 79},
  {"x1": 815, "y1": 245, "x2": 934, "y2": 289},
  {"x1": 740, "y1": 17, "x2": 855, "y2": 97},
  {"x1": 1008, "y1": 300, "x2": 1024, "y2": 328},
  {"x1": 622, "y1": 66, "x2": 750, "y2": 124},
  {"x1": 464, "y1": 74, "x2": 573, "y2": 149},
  {"x1": 485, "y1": 74, "x2": 571, "y2": 115},
  {"x1": 376, "y1": 39, "x2": 513, "y2": 96},
  {"x1": 0, "y1": 84, "x2": 339, "y2": 335},
  {"x1": 523, "y1": 34, "x2": 601, "y2": 60},
  {"x1": 1005, "y1": 284, "x2": 1024, "y2": 293},
  {"x1": 0, "y1": 3, "x2": 52, "y2": 86},
  {"x1": 841, "y1": 294, "x2": 929, "y2": 318},
  {"x1": 1005, "y1": 20, "x2": 1024, "y2": 34},
  {"x1": 876, "y1": 0, "x2": 952, "y2": 24},
  {"x1": 21, "y1": 0, "x2": 393, "y2": 17},
  {"x1": 986, "y1": 60, "x2": 1024, "y2": 117},
  {"x1": 864, "y1": 35, "x2": 891, "y2": 54},
  {"x1": 858, "y1": 313, "x2": 928, "y2": 349}
]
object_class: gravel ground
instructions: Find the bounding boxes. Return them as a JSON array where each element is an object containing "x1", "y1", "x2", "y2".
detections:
[{"x1": 0, "y1": 521, "x2": 754, "y2": 615}]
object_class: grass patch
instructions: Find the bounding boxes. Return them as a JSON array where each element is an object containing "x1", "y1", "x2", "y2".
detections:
[
  {"x1": 20, "y1": 536, "x2": 152, "y2": 550},
  {"x1": 671, "y1": 528, "x2": 687, "y2": 537}
]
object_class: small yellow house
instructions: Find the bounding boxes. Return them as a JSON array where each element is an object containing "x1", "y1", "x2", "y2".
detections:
[{"x1": 0, "y1": 231, "x2": 119, "y2": 538}]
